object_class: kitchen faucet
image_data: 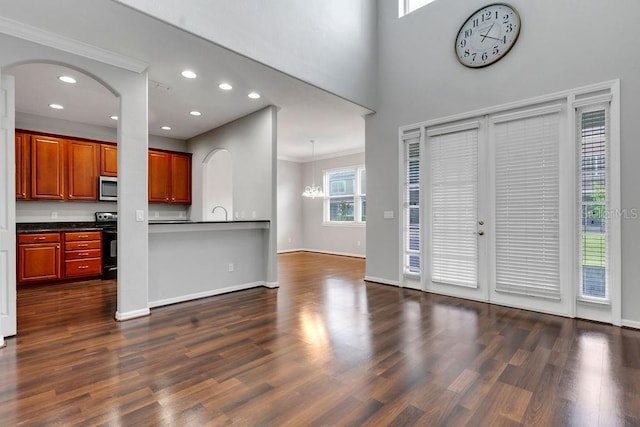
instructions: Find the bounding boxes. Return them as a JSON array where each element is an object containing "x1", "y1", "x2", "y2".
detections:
[{"x1": 212, "y1": 205, "x2": 228, "y2": 221}]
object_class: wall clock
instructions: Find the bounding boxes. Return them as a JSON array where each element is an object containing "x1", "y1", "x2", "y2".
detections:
[{"x1": 455, "y1": 3, "x2": 521, "y2": 68}]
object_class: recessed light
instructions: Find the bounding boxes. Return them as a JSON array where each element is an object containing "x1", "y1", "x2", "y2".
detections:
[
  {"x1": 218, "y1": 83, "x2": 233, "y2": 91},
  {"x1": 181, "y1": 70, "x2": 197, "y2": 79},
  {"x1": 161, "y1": 126, "x2": 172, "y2": 130},
  {"x1": 110, "y1": 115, "x2": 118, "y2": 120},
  {"x1": 49, "y1": 103, "x2": 64, "y2": 110},
  {"x1": 190, "y1": 111, "x2": 202, "y2": 116},
  {"x1": 58, "y1": 75, "x2": 77, "y2": 84},
  {"x1": 248, "y1": 92, "x2": 261, "y2": 99}
]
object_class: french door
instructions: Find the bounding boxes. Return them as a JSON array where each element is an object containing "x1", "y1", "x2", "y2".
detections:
[{"x1": 425, "y1": 103, "x2": 572, "y2": 316}]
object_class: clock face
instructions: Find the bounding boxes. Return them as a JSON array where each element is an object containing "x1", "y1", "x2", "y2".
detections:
[{"x1": 455, "y1": 3, "x2": 520, "y2": 68}]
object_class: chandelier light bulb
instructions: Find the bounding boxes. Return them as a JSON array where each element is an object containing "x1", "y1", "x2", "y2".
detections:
[{"x1": 302, "y1": 139, "x2": 324, "y2": 198}]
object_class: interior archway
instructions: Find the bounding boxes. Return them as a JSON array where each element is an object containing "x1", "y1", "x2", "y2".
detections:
[{"x1": 5, "y1": 61, "x2": 120, "y2": 333}]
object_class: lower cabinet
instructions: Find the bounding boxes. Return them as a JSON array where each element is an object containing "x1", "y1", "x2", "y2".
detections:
[
  {"x1": 17, "y1": 231, "x2": 103, "y2": 284},
  {"x1": 64, "y1": 231, "x2": 102, "y2": 278},
  {"x1": 17, "y1": 233, "x2": 62, "y2": 283}
]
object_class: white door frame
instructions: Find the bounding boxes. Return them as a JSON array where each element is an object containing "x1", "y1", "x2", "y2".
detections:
[
  {"x1": 0, "y1": 73, "x2": 17, "y2": 343},
  {"x1": 400, "y1": 80, "x2": 620, "y2": 325}
]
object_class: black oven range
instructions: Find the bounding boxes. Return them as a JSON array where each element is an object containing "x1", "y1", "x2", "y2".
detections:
[{"x1": 95, "y1": 211, "x2": 117, "y2": 280}]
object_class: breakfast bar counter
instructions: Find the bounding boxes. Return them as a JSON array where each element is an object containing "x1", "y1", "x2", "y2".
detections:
[{"x1": 148, "y1": 220, "x2": 274, "y2": 308}]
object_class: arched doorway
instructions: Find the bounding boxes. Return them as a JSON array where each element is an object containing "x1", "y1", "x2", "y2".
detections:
[
  {"x1": 0, "y1": 34, "x2": 151, "y2": 339},
  {"x1": 6, "y1": 61, "x2": 119, "y2": 333}
]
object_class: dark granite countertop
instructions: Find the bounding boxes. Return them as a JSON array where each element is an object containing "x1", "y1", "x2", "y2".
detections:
[
  {"x1": 17, "y1": 222, "x2": 101, "y2": 234},
  {"x1": 148, "y1": 219, "x2": 270, "y2": 224}
]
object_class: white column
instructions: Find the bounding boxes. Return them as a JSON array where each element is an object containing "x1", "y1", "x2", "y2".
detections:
[{"x1": 116, "y1": 70, "x2": 150, "y2": 320}]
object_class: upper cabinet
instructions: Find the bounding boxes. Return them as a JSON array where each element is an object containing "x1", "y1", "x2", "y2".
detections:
[
  {"x1": 149, "y1": 150, "x2": 192, "y2": 204},
  {"x1": 30, "y1": 135, "x2": 65, "y2": 200},
  {"x1": 15, "y1": 132, "x2": 30, "y2": 200},
  {"x1": 148, "y1": 150, "x2": 171, "y2": 203},
  {"x1": 67, "y1": 140, "x2": 99, "y2": 201},
  {"x1": 170, "y1": 153, "x2": 192, "y2": 204},
  {"x1": 17, "y1": 131, "x2": 191, "y2": 205},
  {"x1": 100, "y1": 143, "x2": 118, "y2": 177}
]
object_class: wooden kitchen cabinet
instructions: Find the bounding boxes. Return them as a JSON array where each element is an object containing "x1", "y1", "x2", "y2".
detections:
[
  {"x1": 148, "y1": 150, "x2": 171, "y2": 203},
  {"x1": 149, "y1": 150, "x2": 192, "y2": 204},
  {"x1": 170, "y1": 153, "x2": 192, "y2": 204},
  {"x1": 17, "y1": 233, "x2": 62, "y2": 283},
  {"x1": 67, "y1": 140, "x2": 99, "y2": 201},
  {"x1": 100, "y1": 143, "x2": 118, "y2": 177},
  {"x1": 15, "y1": 132, "x2": 30, "y2": 200},
  {"x1": 30, "y1": 135, "x2": 65, "y2": 200},
  {"x1": 64, "y1": 231, "x2": 102, "y2": 278}
]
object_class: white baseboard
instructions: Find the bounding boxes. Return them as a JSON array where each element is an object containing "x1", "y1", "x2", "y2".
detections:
[
  {"x1": 621, "y1": 319, "x2": 640, "y2": 330},
  {"x1": 264, "y1": 281, "x2": 279, "y2": 289},
  {"x1": 115, "y1": 308, "x2": 151, "y2": 321},
  {"x1": 301, "y1": 248, "x2": 366, "y2": 259},
  {"x1": 277, "y1": 248, "x2": 304, "y2": 254},
  {"x1": 364, "y1": 276, "x2": 400, "y2": 286},
  {"x1": 148, "y1": 281, "x2": 265, "y2": 308}
]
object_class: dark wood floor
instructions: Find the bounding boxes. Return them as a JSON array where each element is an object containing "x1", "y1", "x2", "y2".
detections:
[{"x1": 1, "y1": 252, "x2": 639, "y2": 426}]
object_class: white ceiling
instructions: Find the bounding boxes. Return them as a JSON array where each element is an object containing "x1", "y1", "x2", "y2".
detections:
[{"x1": 1, "y1": 0, "x2": 371, "y2": 162}]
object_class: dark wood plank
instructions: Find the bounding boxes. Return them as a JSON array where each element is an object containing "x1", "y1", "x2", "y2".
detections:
[{"x1": 0, "y1": 252, "x2": 638, "y2": 425}]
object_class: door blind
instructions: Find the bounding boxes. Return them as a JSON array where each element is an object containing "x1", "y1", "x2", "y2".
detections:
[
  {"x1": 493, "y1": 112, "x2": 561, "y2": 299},
  {"x1": 404, "y1": 133, "x2": 421, "y2": 274},
  {"x1": 430, "y1": 127, "x2": 478, "y2": 288}
]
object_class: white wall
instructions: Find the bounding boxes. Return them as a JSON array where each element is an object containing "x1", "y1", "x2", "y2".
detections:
[
  {"x1": 277, "y1": 159, "x2": 303, "y2": 252},
  {"x1": 188, "y1": 107, "x2": 276, "y2": 222},
  {"x1": 367, "y1": 0, "x2": 640, "y2": 323},
  {"x1": 114, "y1": 0, "x2": 378, "y2": 109},
  {"x1": 302, "y1": 152, "x2": 366, "y2": 257},
  {"x1": 15, "y1": 112, "x2": 188, "y2": 223}
]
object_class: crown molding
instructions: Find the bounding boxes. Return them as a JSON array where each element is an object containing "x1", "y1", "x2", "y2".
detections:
[{"x1": 0, "y1": 16, "x2": 148, "y2": 73}]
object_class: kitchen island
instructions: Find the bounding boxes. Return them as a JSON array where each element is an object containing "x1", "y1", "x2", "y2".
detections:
[{"x1": 148, "y1": 220, "x2": 275, "y2": 308}]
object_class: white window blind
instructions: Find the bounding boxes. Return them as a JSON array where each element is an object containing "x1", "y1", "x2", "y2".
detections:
[
  {"x1": 403, "y1": 133, "x2": 421, "y2": 274},
  {"x1": 493, "y1": 111, "x2": 561, "y2": 299},
  {"x1": 578, "y1": 106, "x2": 608, "y2": 299},
  {"x1": 430, "y1": 126, "x2": 478, "y2": 288}
]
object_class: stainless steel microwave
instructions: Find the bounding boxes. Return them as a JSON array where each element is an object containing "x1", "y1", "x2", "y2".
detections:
[{"x1": 99, "y1": 176, "x2": 117, "y2": 201}]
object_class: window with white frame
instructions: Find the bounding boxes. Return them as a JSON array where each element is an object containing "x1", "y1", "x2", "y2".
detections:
[
  {"x1": 578, "y1": 105, "x2": 609, "y2": 300},
  {"x1": 324, "y1": 166, "x2": 366, "y2": 223},
  {"x1": 399, "y1": 0, "x2": 437, "y2": 17}
]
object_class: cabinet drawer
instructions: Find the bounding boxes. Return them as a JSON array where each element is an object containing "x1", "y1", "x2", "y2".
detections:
[
  {"x1": 65, "y1": 231, "x2": 101, "y2": 241},
  {"x1": 65, "y1": 249, "x2": 101, "y2": 260},
  {"x1": 65, "y1": 258, "x2": 102, "y2": 277},
  {"x1": 65, "y1": 240, "x2": 101, "y2": 251},
  {"x1": 18, "y1": 233, "x2": 60, "y2": 244}
]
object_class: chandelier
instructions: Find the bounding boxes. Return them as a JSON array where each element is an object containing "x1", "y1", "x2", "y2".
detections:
[{"x1": 302, "y1": 140, "x2": 324, "y2": 198}]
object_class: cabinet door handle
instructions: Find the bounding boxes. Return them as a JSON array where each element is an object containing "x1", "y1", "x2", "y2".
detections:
[
  {"x1": 76, "y1": 244, "x2": 88, "y2": 247},
  {"x1": 78, "y1": 252, "x2": 89, "y2": 256},
  {"x1": 35, "y1": 237, "x2": 46, "y2": 240},
  {"x1": 78, "y1": 265, "x2": 89, "y2": 269},
  {"x1": 77, "y1": 235, "x2": 88, "y2": 238}
]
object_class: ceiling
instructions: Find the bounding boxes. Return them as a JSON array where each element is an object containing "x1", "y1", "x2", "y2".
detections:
[{"x1": 1, "y1": 0, "x2": 371, "y2": 162}]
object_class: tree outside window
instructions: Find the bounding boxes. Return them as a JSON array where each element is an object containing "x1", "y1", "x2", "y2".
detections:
[{"x1": 324, "y1": 166, "x2": 365, "y2": 223}]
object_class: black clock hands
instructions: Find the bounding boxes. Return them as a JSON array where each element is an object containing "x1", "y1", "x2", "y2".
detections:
[
  {"x1": 482, "y1": 34, "x2": 502, "y2": 42},
  {"x1": 480, "y1": 23, "x2": 495, "y2": 42}
]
